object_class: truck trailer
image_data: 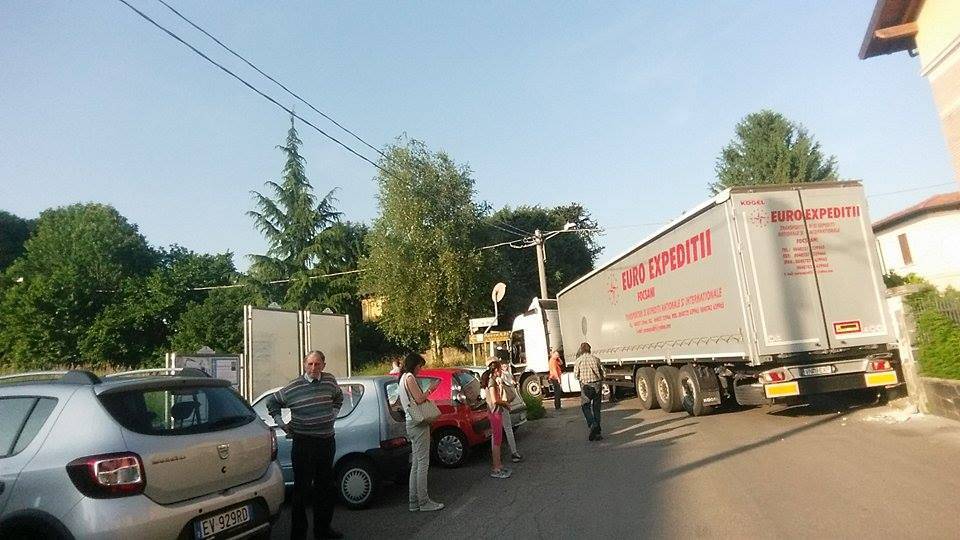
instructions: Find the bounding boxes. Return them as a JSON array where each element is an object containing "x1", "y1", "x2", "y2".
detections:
[{"x1": 510, "y1": 181, "x2": 900, "y2": 415}]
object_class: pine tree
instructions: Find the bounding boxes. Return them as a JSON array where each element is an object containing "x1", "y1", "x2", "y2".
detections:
[
  {"x1": 248, "y1": 116, "x2": 342, "y2": 310},
  {"x1": 711, "y1": 110, "x2": 838, "y2": 194}
]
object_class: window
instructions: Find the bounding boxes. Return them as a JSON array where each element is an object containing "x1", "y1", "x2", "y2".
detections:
[
  {"x1": 453, "y1": 372, "x2": 483, "y2": 406},
  {"x1": 251, "y1": 384, "x2": 364, "y2": 424},
  {"x1": 337, "y1": 384, "x2": 364, "y2": 419},
  {"x1": 898, "y1": 233, "x2": 913, "y2": 265},
  {"x1": 99, "y1": 385, "x2": 256, "y2": 436},
  {"x1": 385, "y1": 377, "x2": 442, "y2": 422},
  {"x1": 0, "y1": 397, "x2": 58, "y2": 457}
]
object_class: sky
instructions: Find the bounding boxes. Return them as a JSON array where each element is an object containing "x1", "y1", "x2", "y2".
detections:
[{"x1": 1, "y1": 1, "x2": 955, "y2": 273}]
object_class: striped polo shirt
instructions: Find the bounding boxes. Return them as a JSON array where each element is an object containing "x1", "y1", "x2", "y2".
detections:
[{"x1": 266, "y1": 372, "x2": 343, "y2": 438}]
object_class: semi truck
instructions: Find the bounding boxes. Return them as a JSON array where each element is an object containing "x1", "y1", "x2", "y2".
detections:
[{"x1": 509, "y1": 181, "x2": 900, "y2": 415}]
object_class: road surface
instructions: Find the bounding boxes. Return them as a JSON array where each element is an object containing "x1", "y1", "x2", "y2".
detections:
[{"x1": 272, "y1": 394, "x2": 960, "y2": 539}]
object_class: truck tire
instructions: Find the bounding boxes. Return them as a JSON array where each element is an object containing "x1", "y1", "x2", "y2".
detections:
[
  {"x1": 520, "y1": 374, "x2": 542, "y2": 399},
  {"x1": 635, "y1": 367, "x2": 659, "y2": 410},
  {"x1": 654, "y1": 366, "x2": 682, "y2": 412},
  {"x1": 678, "y1": 364, "x2": 714, "y2": 417}
]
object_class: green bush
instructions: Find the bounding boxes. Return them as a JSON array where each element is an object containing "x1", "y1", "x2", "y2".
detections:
[
  {"x1": 522, "y1": 391, "x2": 546, "y2": 420},
  {"x1": 914, "y1": 310, "x2": 960, "y2": 380},
  {"x1": 908, "y1": 287, "x2": 960, "y2": 380}
]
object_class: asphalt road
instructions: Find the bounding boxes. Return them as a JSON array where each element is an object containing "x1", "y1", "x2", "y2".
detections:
[{"x1": 271, "y1": 394, "x2": 960, "y2": 539}]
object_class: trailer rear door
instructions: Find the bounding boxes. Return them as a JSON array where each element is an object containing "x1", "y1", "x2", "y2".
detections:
[
  {"x1": 732, "y1": 190, "x2": 830, "y2": 355},
  {"x1": 796, "y1": 186, "x2": 893, "y2": 349}
]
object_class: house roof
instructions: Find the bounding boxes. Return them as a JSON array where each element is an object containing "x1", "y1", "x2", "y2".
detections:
[
  {"x1": 859, "y1": 0, "x2": 924, "y2": 59},
  {"x1": 873, "y1": 191, "x2": 960, "y2": 232}
]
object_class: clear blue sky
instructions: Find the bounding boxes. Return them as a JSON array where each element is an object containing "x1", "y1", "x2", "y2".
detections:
[{"x1": 1, "y1": 1, "x2": 954, "y2": 272}]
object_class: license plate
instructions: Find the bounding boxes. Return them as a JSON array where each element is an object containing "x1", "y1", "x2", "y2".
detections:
[
  {"x1": 194, "y1": 505, "x2": 251, "y2": 539},
  {"x1": 801, "y1": 365, "x2": 833, "y2": 377}
]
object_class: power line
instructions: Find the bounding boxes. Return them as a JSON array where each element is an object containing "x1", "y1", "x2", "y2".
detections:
[
  {"x1": 115, "y1": 0, "x2": 391, "y2": 177},
  {"x1": 486, "y1": 222, "x2": 526, "y2": 238},
  {"x1": 494, "y1": 219, "x2": 532, "y2": 236},
  {"x1": 190, "y1": 268, "x2": 366, "y2": 290},
  {"x1": 152, "y1": 0, "x2": 387, "y2": 160},
  {"x1": 866, "y1": 182, "x2": 955, "y2": 198}
]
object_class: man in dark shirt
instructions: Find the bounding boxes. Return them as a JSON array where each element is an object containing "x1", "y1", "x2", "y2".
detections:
[{"x1": 267, "y1": 350, "x2": 344, "y2": 539}]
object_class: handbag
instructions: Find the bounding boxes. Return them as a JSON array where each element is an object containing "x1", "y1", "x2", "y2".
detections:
[{"x1": 404, "y1": 376, "x2": 441, "y2": 424}]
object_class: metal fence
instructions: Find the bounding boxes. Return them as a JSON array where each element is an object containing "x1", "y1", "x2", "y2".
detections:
[{"x1": 913, "y1": 297, "x2": 960, "y2": 326}]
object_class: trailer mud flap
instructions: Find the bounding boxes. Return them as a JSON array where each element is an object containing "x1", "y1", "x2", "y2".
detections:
[{"x1": 693, "y1": 365, "x2": 722, "y2": 405}]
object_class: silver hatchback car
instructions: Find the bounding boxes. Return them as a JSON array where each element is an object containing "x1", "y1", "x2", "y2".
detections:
[
  {"x1": 0, "y1": 369, "x2": 284, "y2": 539},
  {"x1": 252, "y1": 375, "x2": 410, "y2": 510}
]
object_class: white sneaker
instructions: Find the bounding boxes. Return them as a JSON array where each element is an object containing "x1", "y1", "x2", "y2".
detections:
[
  {"x1": 419, "y1": 500, "x2": 445, "y2": 511},
  {"x1": 490, "y1": 468, "x2": 511, "y2": 479}
]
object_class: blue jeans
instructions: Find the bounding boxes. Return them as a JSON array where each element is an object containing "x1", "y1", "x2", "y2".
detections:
[{"x1": 580, "y1": 383, "x2": 602, "y2": 434}]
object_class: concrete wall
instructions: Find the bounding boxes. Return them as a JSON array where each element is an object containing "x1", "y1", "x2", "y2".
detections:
[
  {"x1": 920, "y1": 376, "x2": 960, "y2": 422},
  {"x1": 916, "y1": 0, "x2": 960, "y2": 182},
  {"x1": 876, "y1": 211, "x2": 960, "y2": 289}
]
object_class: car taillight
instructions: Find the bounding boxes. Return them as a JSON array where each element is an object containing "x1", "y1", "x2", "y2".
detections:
[
  {"x1": 868, "y1": 359, "x2": 892, "y2": 371},
  {"x1": 270, "y1": 427, "x2": 279, "y2": 461},
  {"x1": 66, "y1": 452, "x2": 145, "y2": 499},
  {"x1": 759, "y1": 368, "x2": 791, "y2": 384},
  {"x1": 381, "y1": 437, "x2": 408, "y2": 450}
]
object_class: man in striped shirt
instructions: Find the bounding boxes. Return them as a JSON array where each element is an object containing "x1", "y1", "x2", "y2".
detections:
[{"x1": 267, "y1": 350, "x2": 344, "y2": 539}]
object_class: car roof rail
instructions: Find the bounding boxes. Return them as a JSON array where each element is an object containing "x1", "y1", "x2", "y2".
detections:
[
  {"x1": 103, "y1": 367, "x2": 212, "y2": 379},
  {"x1": 0, "y1": 370, "x2": 100, "y2": 385}
]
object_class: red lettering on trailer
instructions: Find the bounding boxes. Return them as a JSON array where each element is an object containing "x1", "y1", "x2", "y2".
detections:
[{"x1": 770, "y1": 205, "x2": 861, "y2": 223}]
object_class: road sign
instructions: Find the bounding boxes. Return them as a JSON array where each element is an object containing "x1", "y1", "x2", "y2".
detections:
[
  {"x1": 469, "y1": 316, "x2": 497, "y2": 330},
  {"x1": 469, "y1": 331, "x2": 512, "y2": 344}
]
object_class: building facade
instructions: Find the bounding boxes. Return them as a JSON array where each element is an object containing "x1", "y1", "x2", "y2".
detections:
[
  {"x1": 873, "y1": 192, "x2": 960, "y2": 289},
  {"x1": 861, "y1": 0, "x2": 960, "y2": 183}
]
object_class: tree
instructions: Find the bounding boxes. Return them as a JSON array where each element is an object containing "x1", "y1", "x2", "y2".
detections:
[
  {"x1": 0, "y1": 204, "x2": 155, "y2": 369},
  {"x1": 362, "y1": 139, "x2": 488, "y2": 360},
  {"x1": 78, "y1": 247, "x2": 239, "y2": 367},
  {"x1": 248, "y1": 116, "x2": 343, "y2": 311},
  {"x1": 0, "y1": 210, "x2": 35, "y2": 272},
  {"x1": 170, "y1": 286, "x2": 255, "y2": 354},
  {"x1": 711, "y1": 110, "x2": 838, "y2": 194},
  {"x1": 483, "y1": 204, "x2": 601, "y2": 320}
]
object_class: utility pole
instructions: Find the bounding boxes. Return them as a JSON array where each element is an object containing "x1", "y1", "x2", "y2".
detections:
[
  {"x1": 534, "y1": 229, "x2": 548, "y2": 299},
  {"x1": 480, "y1": 222, "x2": 594, "y2": 301}
]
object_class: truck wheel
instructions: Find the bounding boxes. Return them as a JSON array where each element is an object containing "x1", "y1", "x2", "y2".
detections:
[
  {"x1": 678, "y1": 364, "x2": 714, "y2": 417},
  {"x1": 635, "y1": 367, "x2": 659, "y2": 410},
  {"x1": 520, "y1": 374, "x2": 542, "y2": 399},
  {"x1": 654, "y1": 366, "x2": 682, "y2": 412}
]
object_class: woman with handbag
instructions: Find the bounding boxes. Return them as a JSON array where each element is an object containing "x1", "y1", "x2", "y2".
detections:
[
  {"x1": 481, "y1": 358, "x2": 512, "y2": 479},
  {"x1": 397, "y1": 353, "x2": 444, "y2": 512},
  {"x1": 495, "y1": 360, "x2": 523, "y2": 463}
]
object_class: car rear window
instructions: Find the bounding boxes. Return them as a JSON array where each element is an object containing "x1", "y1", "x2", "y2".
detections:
[
  {"x1": 0, "y1": 397, "x2": 58, "y2": 457},
  {"x1": 100, "y1": 386, "x2": 256, "y2": 436}
]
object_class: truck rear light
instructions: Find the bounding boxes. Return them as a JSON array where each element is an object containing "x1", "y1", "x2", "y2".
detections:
[
  {"x1": 868, "y1": 359, "x2": 891, "y2": 372},
  {"x1": 381, "y1": 437, "x2": 409, "y2": 450},
  {"x1": 759, "y1": 368, "x2": 791, "y2": 384},
  {"x1": 270, "y1": 427, "x2": 278, "y2": 461},
  {"x1": 66, "y1": 452, "x2": 145, "y2": 498}
]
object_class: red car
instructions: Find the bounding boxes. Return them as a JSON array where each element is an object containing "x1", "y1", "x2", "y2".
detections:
[{"x1": 390, "y1": 368, "x2": 491, "y2": 468}]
